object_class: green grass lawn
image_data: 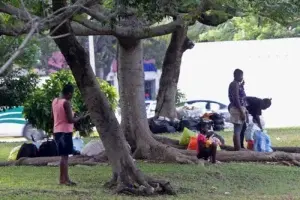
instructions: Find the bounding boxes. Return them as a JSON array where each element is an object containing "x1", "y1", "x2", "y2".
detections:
[{"x1": 1, "y1": 128, "x2": 300, "y2": 199}]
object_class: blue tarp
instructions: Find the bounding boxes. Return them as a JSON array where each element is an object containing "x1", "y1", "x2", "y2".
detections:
[{"x1": 144, "y1": 63, "x2": 157, "y2": 72}]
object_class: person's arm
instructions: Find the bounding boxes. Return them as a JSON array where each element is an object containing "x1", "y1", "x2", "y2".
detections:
[{"x1": 63, "y1": 100, "x2": 82, "y2": 124}]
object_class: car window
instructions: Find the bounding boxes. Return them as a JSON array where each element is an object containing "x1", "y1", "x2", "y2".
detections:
[
  {"x1": 210, "y1": 103, "x2": 220, "y2": 111},
  {"x1": 190, "y1": 102, "x2": 207, "y2": 110}
]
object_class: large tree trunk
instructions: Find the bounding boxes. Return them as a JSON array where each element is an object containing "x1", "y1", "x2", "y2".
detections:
[
  {"x1": 51, "y1": 0, "x2": 175, "y2": 196},
  {"x1": 118, "y1": 38, "x2": 198, "y2": 164},
  {"x1": 155, "y1": 26, "x2": 194, "y2": 120}
]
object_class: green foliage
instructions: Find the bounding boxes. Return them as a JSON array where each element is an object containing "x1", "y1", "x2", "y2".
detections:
[
  {"x1": 23, "y1": 70, "x2": 118, "y2": 136},
  {"x1": 217, "y1": 0, "x2": 300, "y2": 25},
  {"x1": 175, "y1": 89, "x2": 186, "y2": 104},
  {"x1": 0, "y1": 35, "x2": 40, "y2": 69},
  {"x1": 0, "y1": 70, "x2": 39, "y2": 111},
  {"x1": 143, "y1": 37, "x2": 169, "y2": 68},
  {"x1": 198, "y1": 15, "x2": 300, "y2": 42}
]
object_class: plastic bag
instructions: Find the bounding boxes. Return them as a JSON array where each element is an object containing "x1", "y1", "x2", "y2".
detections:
[
  {"x1": 187, "y1": 136, "x2": 198, "y2": 150},
  {"x1": 81, "y1": 140, "x2": 105, "y2": 156},
  {"x1": 8, "y1": 145, "x2": 22, "y2": 161},
  {"x1": 73, "y1": 137, "x2": 84, "y2": 152},
  {"x1": 179, "y1": 127, "x2": 197, "y2": 146},
  {"x1": 254, "y1": 130, "x2": 273, "y2": 152},
  {"x1": 245, "y1": 123, "x2": 260, "y2": 141}
]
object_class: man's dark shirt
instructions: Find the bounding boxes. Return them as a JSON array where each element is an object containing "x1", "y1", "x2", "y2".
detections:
[
  {"x1": 246, "y1": 97, "x2": 262, "y2": 116},
  {"x1": 228, "y1": 81, "x2": 246, "y2": 108}
]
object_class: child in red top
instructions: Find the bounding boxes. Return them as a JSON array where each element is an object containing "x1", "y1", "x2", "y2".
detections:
[{"x1": 197, "y1": 119, "x2": 217, "y2": 164}]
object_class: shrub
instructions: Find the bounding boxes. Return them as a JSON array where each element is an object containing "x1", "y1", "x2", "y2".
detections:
[
  {"x1": 23, "y1": 70, "x2": 118, "y2": 136},
  {"x1": 0, "y1": 70, "x2": 39, "y2": 111}
]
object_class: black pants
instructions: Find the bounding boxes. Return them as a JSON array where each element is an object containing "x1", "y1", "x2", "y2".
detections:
[
  {"x1": 197, "y1": 147, "x2": 212, "y2": 160},
  {"x1": 240, "y1": 122, "x2": 247, "y2": 148}
]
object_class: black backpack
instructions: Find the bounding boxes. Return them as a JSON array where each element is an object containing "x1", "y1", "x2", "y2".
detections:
[
  {"x1": 38, "y1": 139, "x2": 59, "y2": 157},
  {"x1": 16, "y1": 143, "x2": 38, "y2": 160}
]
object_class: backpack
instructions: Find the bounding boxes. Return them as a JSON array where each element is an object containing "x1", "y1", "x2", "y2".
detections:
[
  {"x1": 38, "y1": 140, "x2": 59, "y2": 157},
  {"x1": 16, "y1": 143, "x2": 38, "y2": 160},
  {"x1": 178, "y1": 117, "x2": 201, "y2": 132},
  {"x1": 149, "y1": 118, "x2": 176, "y2": 134}
]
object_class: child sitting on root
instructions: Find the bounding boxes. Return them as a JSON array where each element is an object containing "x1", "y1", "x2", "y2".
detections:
[{"x1": 197, "y1": 119, "x2": 219, "y2": 164}]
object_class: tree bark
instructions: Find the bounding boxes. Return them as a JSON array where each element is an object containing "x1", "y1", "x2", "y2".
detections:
[
  {"x1": 155, "y1": 26, "x2": 194, "y2": 120},
  {"x1": 51, "y1": 1, "x2": 175, "y2": 196},
  {"x1": 117, "y1": 38, "x2": 198, "y2": 165}
]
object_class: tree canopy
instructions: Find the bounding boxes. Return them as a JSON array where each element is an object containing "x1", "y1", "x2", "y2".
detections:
[{"x1": 197, "y1": 16, "x2": 300, "y2": 42}]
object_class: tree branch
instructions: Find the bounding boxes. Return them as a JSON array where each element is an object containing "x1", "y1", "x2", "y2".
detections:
[
  {"x1": 0, "y1": 22, "x2": 39, "y2": 75},
  {"x1": 0, "y1": 23, "x2": 31, "y2": 36},
  {"x1": 0, "y1": 2, "x2": 32, "y2": 21},
  {"x1": 74, "y1": 17, "x2": 184, "y2": 39},
  {"x1": 81, "y1": 5, "x2": 112, "y2": 23},
  {"x1": 0, "y1": 0, "x2": 98, "y2": 36},
  {"x1": 71, "y1": 22, "x2": 100, "y2": 35}
]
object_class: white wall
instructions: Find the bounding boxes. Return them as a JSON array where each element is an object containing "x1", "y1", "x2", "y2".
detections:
[{"x1": 179, "y1": 38, "x2": 300, "y2": 128}]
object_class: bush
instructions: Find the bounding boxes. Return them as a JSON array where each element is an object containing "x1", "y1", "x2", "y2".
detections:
[
  {"x1": 23, "y1": 70, "x2": 118, "y2": 136},
  {"x1": 0, "y1": 70, "x2": 39, "y2": 111}
]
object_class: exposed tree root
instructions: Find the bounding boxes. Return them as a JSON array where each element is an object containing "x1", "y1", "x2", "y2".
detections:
[
  {"x1": 0, "y1": 153, "x2": 108, "y2": 167},
  {"x1": 133, "y1": 140, "x2": 199, "y2": 164},
  {"x1": 272, "y1": 147, "x2": 300, "y2": 153},
  {"x1": 153, "y1": 135, "x2": 186, "y2": 149},
  {"x1": 220, "y1": 145, "x2": 300, "y2": 154},
  {"x1": 220, "y1": 145, "x2": 235, "y2": 151},
  {"x1": 4, "y1": 144, "x2": 300, "y2": 169},
  {"x1": 216, "y1": 150, "x2": 300, "y2": 164},
  {"x1": 103, "y1": 155, "x2": 176, "y2": 196}
]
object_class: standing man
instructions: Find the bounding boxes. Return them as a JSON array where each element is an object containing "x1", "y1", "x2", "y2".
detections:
[
  {"x1": 228, "y1": 69, "x2": 247, "y2": 151},
  {"x1": 52, "y1": 83, "x2": 85, "y2": 185}
]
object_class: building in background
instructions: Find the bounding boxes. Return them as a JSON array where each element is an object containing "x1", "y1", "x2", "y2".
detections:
[
  {"x1": 106, "y1": 59, "x2": 162, "y2": 100},
  {"x1": 33, "y1": 52, "x2": 162, "y2": 100}
]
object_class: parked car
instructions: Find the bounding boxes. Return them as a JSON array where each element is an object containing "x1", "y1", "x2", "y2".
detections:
[
  {"x1": 176, "y1": 100, "x2": 233, "y2": 129},
  {"x1": 0, "y1": 107, "x2": 45, "y2": 140},
  {"x1": 177, "y1": 100, "x2": 229, "y2": 119},
  {"x1": 177, "y1": 100, "x2": 265, "y2": 130}
]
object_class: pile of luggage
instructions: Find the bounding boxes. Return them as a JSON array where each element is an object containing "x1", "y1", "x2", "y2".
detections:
[
  {"x1": 149, "y1": 112, "x2": 225, "y2": 134},
  {"x1": 8, "y1": 136, "x2": 84, "y2": 161},
  {"x1": 179, "y1": 127, "x2": 225, "y2": 151}
]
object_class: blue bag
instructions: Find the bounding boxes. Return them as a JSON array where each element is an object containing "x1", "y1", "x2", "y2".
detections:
[{"x1": 254, "y1": 130, "x2": 273, "y2": 153}]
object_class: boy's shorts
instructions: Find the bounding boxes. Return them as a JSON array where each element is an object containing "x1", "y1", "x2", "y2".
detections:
[{"x1": 229, "y1": 106, "x2": 246, "y2": 124}]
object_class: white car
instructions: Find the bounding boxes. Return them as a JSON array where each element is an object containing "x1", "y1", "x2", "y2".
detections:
[{"x1": 0, "y1": 107, "x2": 45, "y2": 140}]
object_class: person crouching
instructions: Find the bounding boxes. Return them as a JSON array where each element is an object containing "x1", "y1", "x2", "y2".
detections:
[{"x1": 197, "y1": 119, "x2": 217, "y2": 164}]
